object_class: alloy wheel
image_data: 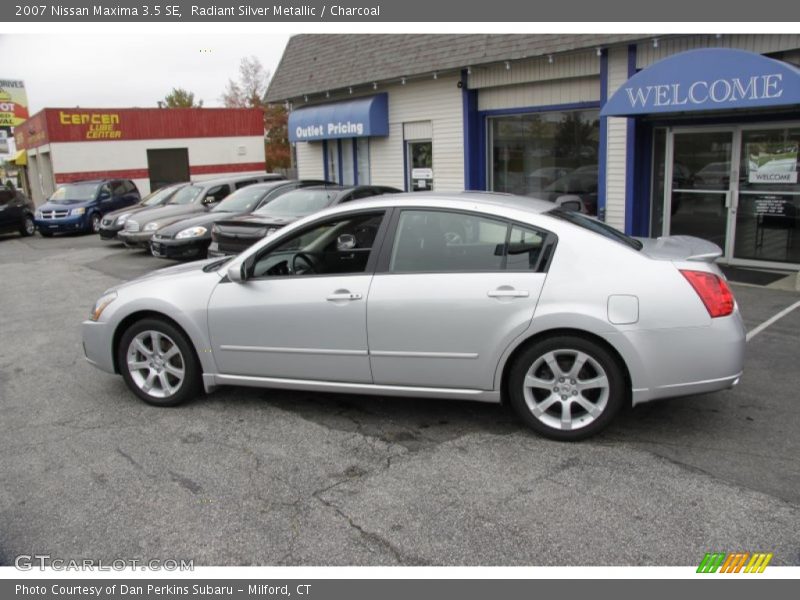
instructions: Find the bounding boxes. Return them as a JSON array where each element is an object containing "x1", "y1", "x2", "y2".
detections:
[
  {"x1": 125, "y1": 330, "x2": 185, "y2": 399},
  {"x1": 522, "y1": 349, "x2": 610, "y2": 431}
]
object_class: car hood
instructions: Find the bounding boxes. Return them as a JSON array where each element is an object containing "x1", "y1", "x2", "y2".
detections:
[
  {"x1": 39, "y1": 199, "x2": 93, "y2": 211},
  {"x1": 215, "y1": 213, "x2": 300, "y2": 229},
  {"x1": 112, "y1": 256, "x2": 227, "y2": 293},
  {"x1": 127, "y1": 204, "x2": 204, "y2": 225},
  {"x1": 157, "y1": 211, "x2": 242, "y2": 238}
]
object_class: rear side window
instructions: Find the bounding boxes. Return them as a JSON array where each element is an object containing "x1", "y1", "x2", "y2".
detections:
[
  {"x1": 547, "y1": 208, "x2": 642, "y2": 250},
  {"x1": 235, "y1": 179, "x2": 258, "y2": 189},
  {"x1": 388, "y1": 210, "x2": 548, "y2": 273}
]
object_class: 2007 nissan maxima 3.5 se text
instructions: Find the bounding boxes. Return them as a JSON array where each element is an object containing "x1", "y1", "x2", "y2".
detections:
[{"x1": 81, "y1": 193, "x2": 745, "y2": 441}]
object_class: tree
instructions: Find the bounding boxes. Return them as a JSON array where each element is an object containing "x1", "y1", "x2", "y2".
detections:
[
  {"x1": 221, "y1": 56, "x2": 270, "y2": 108},
  {"x1": 159, "y1": 88, "x2": 203, "y2": 108},
  {"x1": 222, "y1": 56, "x2": 291, "y2": 171}
]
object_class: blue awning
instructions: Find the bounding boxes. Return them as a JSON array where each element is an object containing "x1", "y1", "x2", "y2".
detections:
[
  {"x1": 601, "y1": 49, "x2": 800, "y2": 117},
  {"x1": 289, "y1": 93, "x2": 389, "y2": 142}
]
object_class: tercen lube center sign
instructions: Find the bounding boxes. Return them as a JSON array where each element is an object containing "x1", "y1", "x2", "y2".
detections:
[{"x1": 601, "y1": 48, "x2": 800, "y2": 117}]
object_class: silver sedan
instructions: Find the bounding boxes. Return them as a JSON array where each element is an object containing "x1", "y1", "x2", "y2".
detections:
[{"x1": 82, "y1": 193, "x2": 745, "y2": 440}]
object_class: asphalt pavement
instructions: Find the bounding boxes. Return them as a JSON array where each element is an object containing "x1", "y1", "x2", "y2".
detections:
[{"x1": 0, "y1": 232, "x2": 798, "y2": 566}]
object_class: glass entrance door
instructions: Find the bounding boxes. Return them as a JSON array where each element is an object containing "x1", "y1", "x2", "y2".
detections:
[{"x1": 665, "y1": 129, "x2": 734, "y2": 254}]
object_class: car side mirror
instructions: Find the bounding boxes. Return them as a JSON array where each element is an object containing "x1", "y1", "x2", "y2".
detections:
[
  {"x1": 336, "y1": 234, "x2": 356, "y2": 251},
  {"x1": 227, "y1": 262, "x2": 248, "y2": 283}
]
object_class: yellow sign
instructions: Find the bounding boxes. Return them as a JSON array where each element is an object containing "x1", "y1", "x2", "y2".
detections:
[
  {"x1": 0, "y1": 80, "x2": 29, "y2": 127},
  {"x1": 58, "y1": 111, "x2": 122, "y2": 139}
]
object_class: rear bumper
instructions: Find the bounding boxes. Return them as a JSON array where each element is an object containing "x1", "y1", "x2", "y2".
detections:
[
  {"x1": 150, "y1": 237, "x2": 210, "y2": 260},
  {"x1": 81, "y1": 320, "x2": 116, "y2": 374},
  {"x1": 623, "y1": 311, "x2": 746, "y2": 405}
]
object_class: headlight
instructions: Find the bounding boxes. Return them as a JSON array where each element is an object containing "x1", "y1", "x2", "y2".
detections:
[
  {"x1": 90, "y1": 291, "x2": 117, "y2": 322},
  {"x1": 116, "y1": 212, "x2": 132, "y2": 225},
  {"x1": 175, "y1": 226, "x2": 208, "y2": 239},
  {"x1": 35, "y1": 210, "x2": 42, "y2": 218},
  {"x1": 71, "y1": 207, "x2": 86, "y2": 216},
  {"x1": 143, "y1": 222, "x2": 160, "y2": 232}
]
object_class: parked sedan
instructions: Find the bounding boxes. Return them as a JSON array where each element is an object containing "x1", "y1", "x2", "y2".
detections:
[
  {"x1": 99, "y1": 183, "x2": 187, "y2": 241},
  {"x1": 208, "y1": 185, "x2": 400, "y2": 257},
  {"x1": 118, "y1": 173, "x2": 283, "y2": 249},
  {"x1": 35, "y1": 179, "x2": 140, "y2": 236},
  {"x1": 150, "y1": 179, "x2": 331, "y2": 260},
  {"x1": 0, "y1": 186, "x2": 35, "y2": 237},
  {"x1": 82, "y1": 193, "x2": 745, "y2": 441}
]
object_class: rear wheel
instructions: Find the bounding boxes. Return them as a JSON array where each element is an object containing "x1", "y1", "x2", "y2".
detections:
[
  {"x1": 117, "y1": 318, "x2": 202, "y2": 407},
  {"x1": 507, "y1": 335, "x2": 625, "y2": 441},
  {"x1": 20, "y1": 215, "x2": 35, "y2": 236}
]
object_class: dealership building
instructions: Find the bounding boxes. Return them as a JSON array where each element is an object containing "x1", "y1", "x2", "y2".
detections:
[
  {"x1": 16, "y1": 107, "x2": 266, "y2": 205},
  {"x1": 266, "y1": 34, "x2": 800, "y2": 269}
]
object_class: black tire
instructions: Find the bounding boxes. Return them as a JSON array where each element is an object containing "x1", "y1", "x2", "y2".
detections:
[
  {"x1": 117, "y1": 317, "x2": 203, "y2": 407},
  {"x1": 89, "y1": 213, "x2": 101, "y2": 234},
  {"x1": 39, "y1": 230, "x2": 53, "y2": 237},
  {"x1": 19, "y1": 215, "x2": 35, "y2": 237},
  {"x1": 507, "y1": 335, "x2": 625, "y2": 441}
]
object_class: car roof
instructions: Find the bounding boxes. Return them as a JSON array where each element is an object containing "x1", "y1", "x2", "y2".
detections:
[
  {"x1": 319, "y1": 191, "x2": 556, "y2": 216},
  {"x1": 191, "y1": 173, "x2": 283, "y2": 186}
]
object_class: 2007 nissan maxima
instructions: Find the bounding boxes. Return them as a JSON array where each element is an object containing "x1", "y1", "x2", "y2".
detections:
[{"x1": 81, "y1": 193, "x2": 745, "y2": 440}]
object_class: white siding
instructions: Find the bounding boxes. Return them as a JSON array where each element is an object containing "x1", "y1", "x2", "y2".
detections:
[
  {"x1": 295, "y1": 141, "x2": 325, "y2": 180},
  {"x1": 478, "y1": 76, "x2": 599, "y2": 111},
  {"x1": 371, "y1": 76, "x2": 464, "y2": 191},
  {"x1": 403, "y1": 121, "x2": 433, "y2": 140},
  {"x1": 605, "y1": 46, "x2": 630, "y2": 231},
  {"x1": 637, "y1": 34, "x2": 800, "y2": 68},
  {"x1": 469, "y1": 51, "x2": 600, "y2": 89}
]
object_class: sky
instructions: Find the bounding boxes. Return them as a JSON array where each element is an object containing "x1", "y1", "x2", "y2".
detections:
[{"x1": 0, "y1": 34, "x2": 291, "y2": 114}]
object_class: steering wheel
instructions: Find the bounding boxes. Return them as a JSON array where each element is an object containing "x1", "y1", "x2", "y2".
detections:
[
  {"x1": 292, "y1": 252, "x2": 318, "y2": 275},
  {"x1": 445, "y1": 231, "x2": 463, "y2": 244}
]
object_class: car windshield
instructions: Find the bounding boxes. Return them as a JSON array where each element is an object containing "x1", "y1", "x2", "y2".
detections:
[
  {"x1": 254, "y1": 189, "x2": 337, "y2": 217},
  {"x1": 48, "y1": 183, "x2": 99, "y2": 204},
  {"x1": 547, "y1": 207, "x2": 643, "y2": 250},
  {"x1": 166, "y1": 185, "x2": 202, "y2": 205},
  {"x1": 142, "y1": 185, "x2": 182, "y2": 206},
  {"x1": 211, "y1": 186, "x2": 268, "y2": 213}
]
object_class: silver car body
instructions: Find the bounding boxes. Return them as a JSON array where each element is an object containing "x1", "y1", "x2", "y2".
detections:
[{"x1": 82, "y1": 193, "x2": 745, "y2": 406}]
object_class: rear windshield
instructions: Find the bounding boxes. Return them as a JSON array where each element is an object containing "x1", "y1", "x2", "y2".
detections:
[
  {"x1": 547, "y1": 208, "x2": 643, "y2": 250},
  {"x1": 255, "y1": 189, "x2": 337, "y2": 217},
  {"x1": 49, "y1": 183, "x2": 98, "y2": 204}
]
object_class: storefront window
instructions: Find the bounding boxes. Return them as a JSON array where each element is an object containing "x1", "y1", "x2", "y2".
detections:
[
  {"x1": 356, "y1": 138, "x2": 370, "y2": 185},
  {"x1": 341, "y1": 139, "x2": 355, "y2": 185},
  {"x1": 735, "y1": 126, "x2": 800, "y2": 264},
  {"x1": 489, "y1": 110, "x2": 600, "y2": 215},
  {"x1": 325, "y1": 141, "x2": 340, "y2": 184}
]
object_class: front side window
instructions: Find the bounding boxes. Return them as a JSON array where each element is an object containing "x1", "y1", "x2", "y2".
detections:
[
  {"x1": 251, "y1": 212, "x2": 385, "y2": 278},
  {"x1": 204, "y1": 185, "x2": 230, "y2": 204}
]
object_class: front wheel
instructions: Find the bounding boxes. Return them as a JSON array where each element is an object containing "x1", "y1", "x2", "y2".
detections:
[
  {"x1": 89, "y1": 213, "x2": 101, "y2": 234},
  {"x1": 507, "y1": 336, "x2": 625, "y2": 441},
  {"x1": 117, "y1": 318, "x2": 202, "y2": 407}
]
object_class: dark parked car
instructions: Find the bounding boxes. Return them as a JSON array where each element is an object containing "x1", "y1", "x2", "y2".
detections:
[
  {"x1": 208, "y1": 185, "x2": 400, "y2": 257},
  {"x1": 99, "y1": 182, "x2": 188, "y2": 241},
  {"x1": 34, "y1": 179, "x2": 140, "y2": 236},
  {"x1": 118, "y1": 173, "x2": 283, "y2": 249},
  {"x1": 150, "y1": 179, "x2": 333, "y2": 261},
  {"x1": 0, "y1": 187, "x2": 35, "y2": 237}
]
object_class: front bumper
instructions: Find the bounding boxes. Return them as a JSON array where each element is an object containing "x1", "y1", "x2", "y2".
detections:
[
  {"x1": 150, "y1": 236, "x2": 210, "y2": 260},
  {"x1": 99, "y1": 224, "x2": 123, "y2": 240},
  {"x1": 35, "y1": 215, "x2": 88, "y2": 233},
  {"x1": 81, "y1": 319, "x2": 116, "y2": 374},
  {"x1": 118, "y1": 230, "x2": 154, "y2": 248}
]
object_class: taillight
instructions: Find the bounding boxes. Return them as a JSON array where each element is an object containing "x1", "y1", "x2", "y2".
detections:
[{"x1": 680, "y1": 270, "x2": 734, "y2": 318}]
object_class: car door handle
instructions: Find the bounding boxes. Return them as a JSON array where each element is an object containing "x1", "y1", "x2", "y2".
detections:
[
  {"x1": 326, "y1": 291, "x2": 363, "y2": 302},
  {"x1": 487, "y1": 288, "x2": 529, "y2": 298}
]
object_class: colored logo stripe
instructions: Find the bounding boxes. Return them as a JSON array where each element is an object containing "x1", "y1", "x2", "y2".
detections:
[
  {"x1": 697, "y1": 552, "x2": 773, "y2": 573},
  {"x1": 744, "y1": 553, "x2": 773, "y2": 573}
]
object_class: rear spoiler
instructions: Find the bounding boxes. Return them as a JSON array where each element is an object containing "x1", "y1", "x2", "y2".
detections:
[{"x1": 637, "y1": 235, "x2": 723, "y2": 263}]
